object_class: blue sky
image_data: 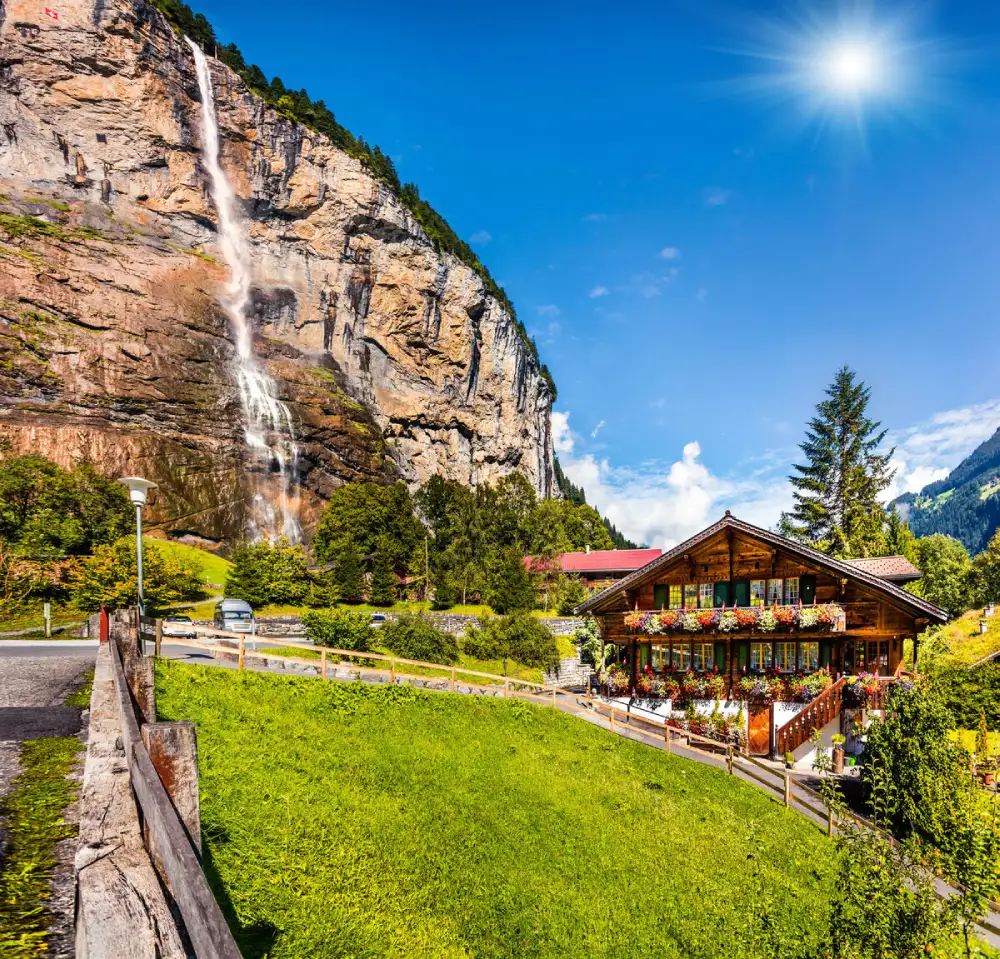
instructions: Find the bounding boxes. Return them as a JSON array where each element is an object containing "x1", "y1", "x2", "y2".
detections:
[{"x1": 196, "y1": 0, "x2": 1000, "y2": 546}]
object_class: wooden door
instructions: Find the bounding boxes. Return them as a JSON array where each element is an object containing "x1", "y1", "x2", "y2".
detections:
[{"x1": 748, "y1": 706, "x2": 771, "y2": 756}]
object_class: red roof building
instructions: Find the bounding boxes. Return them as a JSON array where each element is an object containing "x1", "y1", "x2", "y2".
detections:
[{"x1": 524, "y1": 548, "x2": 662, "y2": 588}]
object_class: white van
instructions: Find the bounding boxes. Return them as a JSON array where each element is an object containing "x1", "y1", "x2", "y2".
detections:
[{"x1": 213, "y1": 598, "x2": 256, "y2": 634}]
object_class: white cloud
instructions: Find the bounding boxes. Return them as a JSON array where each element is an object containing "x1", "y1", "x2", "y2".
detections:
[
  {"x1": 589, "y1": 285, "x2": 610, "y2": 299},
  {"x1": 696, "y1": 287, "x2": 708, "y2": 302},
  {"x1": 883, "y1": 399, "x2": 1000, "y2": 501},
  {"x1": 469, "y1": 230, "x2": 492, "y2": 246},
  {"x1": 705, "y1": 187, "x2": 732, "y2": 207},
  {"x1": 591, "y1": 420, "x2": 606, "y2": 439},
  {"x1": 660, "y1": 247, "x2": 681, "y2": 260},
  {"x1": 535, "y1": 304, "x2": 561, "y2": 318},
  {"x1": 551, "y1": 410, "x2": 574, "y2": 455},
  {"x1": 621, "y1": 271, "x2": 678, "y2": 299},
  {"x1": 583, "y1": 213, "x2": 608, "y2": 223}
]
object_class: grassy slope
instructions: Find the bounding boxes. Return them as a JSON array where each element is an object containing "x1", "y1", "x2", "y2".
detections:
[
  {"x1": 930, "y1": 609, "x2": 1000, "y2": 667},
  {"x1": 157, "y1": 661, "x2": 834, "y2": 959},
  {"x1": 146, "y1": 537, "x2": 232, "y2": 591}
]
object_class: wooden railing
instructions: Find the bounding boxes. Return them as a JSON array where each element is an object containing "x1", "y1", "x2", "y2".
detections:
[{"x1": 774, "y1": 678, "x2": 845, "y2": 757}]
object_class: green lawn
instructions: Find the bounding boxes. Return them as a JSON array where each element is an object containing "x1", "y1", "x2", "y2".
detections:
[
  {"x1": 255, "y1": 601, "x2": 565, "y2": 620},
  {"x1": 156, "y1": 661, "x2": 835, "y2": 959},
  {"x1": 146, "y1": 537, "x2": 231, "y2": 591},
  {"x1": 926, "y1": 608, "x2": 1000, "y2": 668}
]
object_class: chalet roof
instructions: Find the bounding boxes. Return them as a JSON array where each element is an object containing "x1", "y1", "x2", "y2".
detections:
[
  {"x1": 573, "y1": 512, "x2": 949, "y2": 622},
  {"x1": 523, "y1": 548, "x2": 661, "y2": 574},
  {"x1": 842, "y1": 555, "x2": 922, "y2": 584}
]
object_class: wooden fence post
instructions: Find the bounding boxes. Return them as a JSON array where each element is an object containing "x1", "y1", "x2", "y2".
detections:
[
  {"x1": 504, "y1": 678, "x2": 509, "y2": 698},
  {"x1": 141, "y1": 721, "x2": 201, "y2": 859},
  {"x1": 827, "y1": 806, "x2": 835, "y2": 837},
  {"x1": 389, "y1": 657, "x2": 394, "y2": 684},
  {"x1": 784, "y1": 770, "x2": 791, "y2": 808},
  {"x1": 664, "y1": 724, "x2": 671, "y2": 753},
  {"x1": 238, "y1": 635, "x2": 244, "y2": 671},
  {"x1": 450, "y1": 667, "x2": 456, "y2": 692},
  {"x1": 154, "y1": 619, "x2": 162, "y2": 658},
  {"x1": 609, "y1": 707, "x2": 615, "y2": 733},
  {"x1": 321, "y1": 648, "x2": 327, "y2": 680},
  {"x1": 727, "y1": 746, "x2": 733, "y2": 775},
  {"x1": 586, "y1": 682, "x2": 592, "y2": 705}
]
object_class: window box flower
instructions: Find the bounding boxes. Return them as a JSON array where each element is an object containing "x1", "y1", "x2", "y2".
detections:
[
  {"x1": 757, "y1": 608, "x2": 778, "y2": 633},
  {"x1": 718, "y1": 609, "x2": 739, "y2": 632},
  {"x1": 681, "y1": 612, "x2": 702, "y2": 633}
]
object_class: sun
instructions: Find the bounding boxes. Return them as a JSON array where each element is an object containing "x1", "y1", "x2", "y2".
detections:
[{"x1": 821, "y1": 42, "x2": 880, "y2": 96}]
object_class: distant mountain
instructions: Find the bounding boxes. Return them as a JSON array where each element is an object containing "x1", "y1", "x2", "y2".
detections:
[{"x1": 893, "y1": 426, "x2": 1000, "y2": 555}]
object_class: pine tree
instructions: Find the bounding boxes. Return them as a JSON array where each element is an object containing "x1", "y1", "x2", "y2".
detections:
[
  {"x1": 780, "y1": 367, "x2": 895, "y2": 558},
  {"x1": 335, "y1": 542, "x2": 364, "y2": 603},
  {"x1": 885, "y1": 509, "x2": 918, "y2": 564},
  {"x1": 368, "y1": 550, "x2": 395, "y2": 607}
]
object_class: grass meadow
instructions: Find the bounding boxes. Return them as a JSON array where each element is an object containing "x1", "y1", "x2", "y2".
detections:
[{"x1": 156, "y1": 661, "x2": 835, "y2": 959}]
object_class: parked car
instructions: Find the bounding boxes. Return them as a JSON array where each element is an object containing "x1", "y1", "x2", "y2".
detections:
[
  {"x1": 213, "y1": 598, "x2": 256, "y2": 634},
  {"x1": 370, "y1": 612, "x2": 387, "y2": 627},
  {"x1": 161, "y1": 614, "x2": 197, "y2": 639}
]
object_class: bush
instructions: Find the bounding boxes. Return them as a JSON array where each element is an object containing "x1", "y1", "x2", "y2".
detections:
[
  {"x1": 481, "y1": 546, "x2": 536, "y2": 614},
  {"x1": 928, "y1": 662, "x2": 1000, "y2": 728},
  {"x1": 302, "y1": 609, "x2": 372, "y2": 652},
  {"x1": 225, "y1": 539, "x2": 310, "y2": 609},
  {"x1": 70, "y1": 538, "x2": 203, "y2": 613},
  {"x1": 379, "y1": 613, "x2": 458, "y2": 665},
  {"x1": 463, "y1": 613, "x2": 560, "y2": 671}
]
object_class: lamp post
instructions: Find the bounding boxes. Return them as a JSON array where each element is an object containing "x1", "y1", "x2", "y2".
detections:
[{"x1": 118, "y1": 477, "x2": 157, "y2": 614}]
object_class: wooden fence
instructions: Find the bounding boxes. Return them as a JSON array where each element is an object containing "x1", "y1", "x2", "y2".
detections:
[{"x1": 102, "y1": 609, "x2": 243, "y2": 959}]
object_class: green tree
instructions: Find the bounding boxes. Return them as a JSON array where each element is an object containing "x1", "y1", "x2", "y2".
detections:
[
  {"x1": 975, "y1": 709, "x2": 990, "y2": 762},
  {"x1": 313, "y1": 482, "x2": 422, "y2": 572},
  {"x1": 780, "y1": 366, "x2": 894, "y2": 558},
  {"x1": 481, "y1": 545, "x2": 535, "y2": 614},
  {"x1": 368, "y1": 550, "x2": 395, "y2": 607},
  {"x1": 476, "y1": 473, "x2": 537, "y2": 553},
  {"x1": 224, "y1": 539, "x2": 310, "y2": 609},
  {"x1": 335, "y1": 541, "x2": 364, "y2": 603},
  {"x1": 70, "y1": 538, "x2": 203, "y2": 613},
  {"x1": 910, "y1": 534, "x2": 974, "y2": 615},
  {"x1": 884, "y1": 508, "x2": 919, "y2": 564},
  {"x1": 555, "y1": 574, "x2": 588, "y2": 616},
  {"x1": 971, "y1": 528, "x2": 1000, "y2": 605}
]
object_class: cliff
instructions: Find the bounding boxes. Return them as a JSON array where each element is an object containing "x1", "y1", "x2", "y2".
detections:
[{"x1": 0, "y1": 0, "x2": 556, "y2": 541}]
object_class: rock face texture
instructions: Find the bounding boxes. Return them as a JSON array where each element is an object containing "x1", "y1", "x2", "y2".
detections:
[{"x1": 0, "y1": 0, "x2": 555, "y2": 540}]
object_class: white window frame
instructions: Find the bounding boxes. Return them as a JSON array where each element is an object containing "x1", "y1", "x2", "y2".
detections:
[
  {"x1": 669, "y1": 584, "x2": 683, "y2": 609},
  {"x1": 684, "y1": 584, "x2": 697, "y2": 609},
  {"x1": 785, "y1": 577, "x2": 800, "y2": 605},
  {"x1": 699, "y1": 583, "x2": 714, "y2": 609},
  {"x1": 750, "y1": 580, "x2": 766, "y2": 607},
  {"x1": 767, "y1": 579, "x2": 784, "y2": 606}
]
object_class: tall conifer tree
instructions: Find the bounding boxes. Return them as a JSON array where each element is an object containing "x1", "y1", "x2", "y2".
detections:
[{"x1": 780, "y1": 366, "x2": 895, "y2": 557}]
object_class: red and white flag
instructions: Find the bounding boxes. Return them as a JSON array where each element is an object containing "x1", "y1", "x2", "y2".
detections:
[{"x1": 44, "y1": 7, "x2": 59, "y2": 19}]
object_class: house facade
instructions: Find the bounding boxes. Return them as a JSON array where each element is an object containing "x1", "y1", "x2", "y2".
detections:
[
  {"x1": 575, "y1": 513, "x2": 948, "y2": 756},
  {"x1": 524, "y1": 547, "x2": 661, "y2": 592}
]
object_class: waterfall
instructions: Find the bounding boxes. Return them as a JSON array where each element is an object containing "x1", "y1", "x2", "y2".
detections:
[{"x1": 186, "y1": 39, "x2": 301, "y2": 543}]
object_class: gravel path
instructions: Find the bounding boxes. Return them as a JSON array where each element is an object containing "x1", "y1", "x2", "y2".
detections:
[{"x1": 0, "y1": 653, "x2": 92, "y2": 959}]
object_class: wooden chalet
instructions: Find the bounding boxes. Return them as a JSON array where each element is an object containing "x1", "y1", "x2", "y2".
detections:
[{"x1": 575, "y1": 512, "x2": 948, "y2": 756}]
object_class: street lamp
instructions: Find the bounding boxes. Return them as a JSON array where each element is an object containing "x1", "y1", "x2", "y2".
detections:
[{"x1": 118, "y1": 477, "x2": 157, "y2": 614}]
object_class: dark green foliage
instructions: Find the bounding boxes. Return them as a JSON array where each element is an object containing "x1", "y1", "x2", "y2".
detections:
[
  {"x1": 313, "y1": 482, "x2": 421, "y2": 573},
  {"x1": 928, "y1": 663, "x2": 1000, "y2": 728},
  {"x1": 302, "y1": 608, "x2": 372, "y2": 651},
  {"x1": 861, "y1": 683, "x2": 969, "y2": 847},
  {"x1": 780, "y1": 366, "x2": 894, "y2": 558},
  {"x1": 148, "y1": 0, "x2": 553, "y2": 393},
  {"x1": 333, "y1": 541, "x2": 364, "y2": 603},
  {"x1": 909, "y1": 534, "x2": 975, "y2": 615},
  {"x1": 70, "y1": 538, "x2": 203, "y2": 612},
  {"x1": 379, "y1": 612, "x2": 458, "y2": 665},
  {"x1": 0, "y1": 455, "x2": 131, "y2": 558},
  {"x1": 481, "y1": 545, "x2": 536, "y2": 614},
  {"x1": 224, "y1": 539, "x2": 310, "y2": 608},
  {"x1": 555, "y1": 575, "x2": 588, "y2": 616},
  {"x1": 602, "y1": 516, "x2": 639, "y2": 550},
  {"x1": 553, "y1": 455, "x2": 586, "y2": 506},
  {"x1": 463, "y1": 613, "x2": 560, "y2": 671},
  {"x1": 368, "y1": 551, "x2": 395, "y2": 606},
  {"x1": 894, "y1": 427, "x2": 1000, "y2": 555}
]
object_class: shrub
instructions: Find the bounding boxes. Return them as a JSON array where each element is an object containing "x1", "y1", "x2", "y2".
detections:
[
  {"x1": 379, "y1": 613, "x2": 458, "y2": 665},
  {"x1": 70, "y1": 538, "x2": 203, "y2": 612},
  {"x1": 225, "y1": 539, "x2": 310, "y2": 608},
  {"x1": 302, "y1": 609, "x2": 372, "y2": 652},
  {"x1": 463, "y1": 613, "x2": 560, "y2": 671}
]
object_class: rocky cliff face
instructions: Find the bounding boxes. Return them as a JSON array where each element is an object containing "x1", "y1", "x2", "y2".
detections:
[{"x1": 0, "y1": 0, "x2": 555, "y2": 540}]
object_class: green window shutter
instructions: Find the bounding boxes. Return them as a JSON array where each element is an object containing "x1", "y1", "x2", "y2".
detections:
[
  {"x1": 713, "y1": 581, "x2": 732, "y2": 607},
  {"x1": 819, "y1": 638, "x2": 832, "y2": 669},
  {"x1": 639, "y1": 644, "x2": 651, "y2": 669},
  {"x1": 713, "y1": 641, "x2": 726, "y2": 670},
  {"x1": 653, "y1": 584, "x2": 669, "y2": 610},
  {"x1": 733, "y1": 579, "x2": 750, "y2": 606},
  {"x1": 736, "y1": 640, "x2": 750, "y2": 671},
  {"x1": 800, "y1": 574, "x2": 817, "y2": 605}
]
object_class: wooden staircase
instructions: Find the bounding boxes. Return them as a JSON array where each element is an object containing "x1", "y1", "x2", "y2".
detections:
[{"x1": 774, "y1": 678, "x2": 845, "y2": 758}]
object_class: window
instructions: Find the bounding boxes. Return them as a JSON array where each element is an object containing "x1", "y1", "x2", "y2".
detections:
[
  {"x1": 652, "y1": 644, "x2": 667, "y2": 669},
  {"x1": 750, "y1": 642, "x2": 772, "y2": 671},
  {"x1": 785, "y1": 577, "x2": 800, "y2": 605},
  {"x1": 750, "y1": 580, "x2": 766, "y2": 607},
  {"x1": 799, "y1": 642, "x2": 819, "y2": 672},
  {"x1": 669, "y1": 584, "x2": 683, "y2": 609},
  {"x1": 860, "y1": 641, "x2": 889, "y2": 673},
  {"x1": 774, "y1": 642, "x2": 796, "y2": 671},
  {"x1": 767, "y1": 579, "x2": 783, "y2": 605},
  {"x1": 684, "y1": 584, "x2": 698, "y2": 608},
  {"x1": 672, "y1": 643, "x2": 691, "y2": 670},
  {"x1": 693, "y1": 643, "x2": 714, "y2": 671},
  {"x1": 699, "y1": 583, "x2": 714, "y2": 609}
]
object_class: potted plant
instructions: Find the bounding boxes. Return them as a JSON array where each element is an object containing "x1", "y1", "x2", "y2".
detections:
[
  {"x1": 784, "y1": 751, "x2": 794, "y2": 769},
  {"x1": 831, "y1": 733, "x2": 846, "y2": 774}
]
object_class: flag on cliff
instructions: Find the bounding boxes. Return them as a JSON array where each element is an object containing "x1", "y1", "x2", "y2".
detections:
[{"x1": 44, "y1": 7, "x2": 59, "y2": 18}]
